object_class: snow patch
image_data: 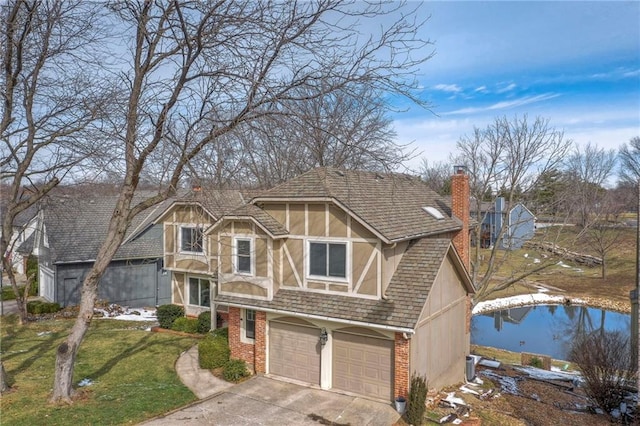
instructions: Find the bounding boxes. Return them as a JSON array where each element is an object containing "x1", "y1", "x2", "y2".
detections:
[
  {"x1": 78, "y1": 378, "x2": 94, "y2": 387},
  {"x1": 473, "y1": 294, "x2": 584, "y2": 315}
]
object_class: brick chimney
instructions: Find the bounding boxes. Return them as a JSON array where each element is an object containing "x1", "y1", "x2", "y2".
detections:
[{"x1": 451, "y1": 165, "x2": 470, "y2": 270}]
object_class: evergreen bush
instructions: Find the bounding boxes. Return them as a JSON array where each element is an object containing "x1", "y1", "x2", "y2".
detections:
[
  {"x1": 171, "y1": 317, "x2": 199, "y2": 334},
  {"x1": 198, "y1": 329, "x2": 230, "y2": 369},
  {"x1": 406, "y1": 373, "x2": 427, "y2": 425},
  {"x1": 156, "y1": 304, "x2": 184, "y2": 329},
  {"x1": 26, "y1": 300, "x2": 61, "y2": 314},
  {"x1": 223, "y1": 359, "x2": 249, "y2": 382},
  {"x1": 197, "y1": 311, "x2": 211, "y2": 333}
]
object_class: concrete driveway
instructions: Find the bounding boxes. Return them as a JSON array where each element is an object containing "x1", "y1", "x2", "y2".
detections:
[{"x1": 141, "y1": 376, "x2": 401, "y2": 426}]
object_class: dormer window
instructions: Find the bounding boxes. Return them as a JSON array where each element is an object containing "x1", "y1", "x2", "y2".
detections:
[
  {"x1": 181, "y1": 226, "x2": 204, "y2": 253},
  {"x1": 309, "y1": 241, "x2": 346, "y2": 278}
]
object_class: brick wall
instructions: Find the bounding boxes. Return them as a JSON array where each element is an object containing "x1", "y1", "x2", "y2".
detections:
[
  {"x1": 394, "y1": 332, "x2": 410, "y2": 398},
  {"x1": 451, "y1": 170, "x2": 470, "y2": 270},
  {"x1": 228, "y1": 307, "x2": 255, "y2": 369},
  {"x1": 254, "y1": 311, "x2": 266, "y2": 373}
]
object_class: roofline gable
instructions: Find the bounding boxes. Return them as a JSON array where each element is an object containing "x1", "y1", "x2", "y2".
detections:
[
  {"x1": 206, "y1": 214, "x2": 287, "y2": 239},
  {"x1": 153, "y1": 201, "x2": 218, "y2": 226}
]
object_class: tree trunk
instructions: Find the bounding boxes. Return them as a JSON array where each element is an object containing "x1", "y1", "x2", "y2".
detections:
[
  {"x1": 2, "y1": 262, "x2": 29, "y2": 325},
  {"x1": 50, "y1": 195, "x2": 132, "y2": 403},
  {"x1": 50, "y1": 272, "x2": 99, "y2": 403},
  {"x1": 0, "y1": 361, "x2": 8, "y2": 393}
]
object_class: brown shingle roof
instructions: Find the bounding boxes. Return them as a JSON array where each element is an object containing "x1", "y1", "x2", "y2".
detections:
[
  {"x1": 253, "y1": 167, "x2": 461, "y2": 242},
  {"x1": 215, "y1": 238, "x2": 453, "y2": 330},
  {"x1": 219, "y1": 204, "x2": 289, "y2": 237}
]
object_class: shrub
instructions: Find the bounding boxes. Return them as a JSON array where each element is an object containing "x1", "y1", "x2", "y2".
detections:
[
  {"x1": 569, "y1": 331, "x2": 637, "y2": 415},
  {"x1": 197, "y1": 311, "x2": 211, "y2": 334},
  {"x1": 223, "y1": 358, "x2": 249, "y2": 382},
  {"x1": 528, "y1": 356, "x2": 543, "y2": 368},
  {"x1": 212, "y1": 327, "x2": 228, "y2": 339},
  {"x1": 406, "y1": 373, "x2": 427, "y2": 425},
  {"x1": 198, "y1": 330, "x2": 230, "y2": 369},
  {"x1": 26, "y1": 300, "x2": 61, "y2": 314},
  {"x1": 171, "y1": 317, "x2": 199, "y2": 334},
  {"x1": 156, "y1": 304, "x2": 184, "y2": 329},
  {"x1": 25, "y1": 255, "x2": 39, "y2": 295}
]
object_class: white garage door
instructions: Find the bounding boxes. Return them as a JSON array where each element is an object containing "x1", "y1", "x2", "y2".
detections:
[
  {"x1": 332, "y1": 331, "x2": 394, "y2": 400},
  {"x1": 269, "y1": 321, "x2": 321, "y2": 385}
]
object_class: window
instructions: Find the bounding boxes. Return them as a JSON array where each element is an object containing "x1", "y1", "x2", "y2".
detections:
[
  {"x1": 235, "y1": 238, "x2": 252, "y2": 274},
  {"x1": 244, "y1": 309, "x2": 256, "y2": 340},
  {"x1": 181, "y1": 226, "x2": 203, "y2": 253},
  {"x1": 309, "y1": 242, "x2": 346, "y2": 278},
  {"x1": 188, "y1": 277, "x2": 210, "y2": 307}
]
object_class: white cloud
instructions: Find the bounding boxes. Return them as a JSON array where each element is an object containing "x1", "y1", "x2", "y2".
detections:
[
  {"x1": 496, "y1": 83, "x2": 517, "y2": 93},
  {"x1": 433, "y1": 83, "x2": 462, "y2": 93},
  {"x1": 443, "y1": 93, "x2": 560, "y2": 116},
  {"x1": 474, "y1": 85, "x2": 488, "y2": 93}
]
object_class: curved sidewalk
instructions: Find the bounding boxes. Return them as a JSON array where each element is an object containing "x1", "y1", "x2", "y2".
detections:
[{"x1": 175, "y1": 345, "x2": 234, "y2": 399}]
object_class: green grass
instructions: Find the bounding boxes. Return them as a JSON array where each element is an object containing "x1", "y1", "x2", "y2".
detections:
[{"x1": 1, "y1": 314, "x2": 199, "y2": 425}]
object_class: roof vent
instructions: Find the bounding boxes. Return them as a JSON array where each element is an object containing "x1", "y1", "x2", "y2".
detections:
[{"x1": 422, "y1": 206, "x2": 445, "y2": 220}]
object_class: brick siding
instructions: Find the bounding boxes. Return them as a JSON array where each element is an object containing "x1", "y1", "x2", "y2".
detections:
[
  {"x1": 228, "y1": 307, "x2": 255, "y2": 369},
  {"x1": 451, "y1": 171, "x2": 470, "y2": 270},
  {"x1": 254, "y1": 311, "x2": 266, "y2": 373},
  {"x1": 394, "y1": 332, "x2": 410, "y2": 398}
]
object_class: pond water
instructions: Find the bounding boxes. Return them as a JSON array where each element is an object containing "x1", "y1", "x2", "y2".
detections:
[{"x1": 471, "y1": 304, "x2": 631, "y2": 360}]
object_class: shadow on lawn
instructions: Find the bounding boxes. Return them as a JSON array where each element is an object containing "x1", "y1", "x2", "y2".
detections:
[{"x1": 86, "y1": 332, "x2": 193, "y2": 382}]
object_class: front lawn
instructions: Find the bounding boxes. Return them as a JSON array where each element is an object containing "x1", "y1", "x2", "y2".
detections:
[{"x1": 1, "y1": 314, "x2": 199, "y2": 425}]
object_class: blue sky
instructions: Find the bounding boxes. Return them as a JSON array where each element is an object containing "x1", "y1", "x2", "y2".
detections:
[{"x1": 393, "y1": 1, "x2": 640, "y2": 172}]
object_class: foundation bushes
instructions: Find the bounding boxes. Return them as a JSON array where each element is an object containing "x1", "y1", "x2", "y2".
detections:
[
  {"x1": 197, "y1": 311, "x2": 211, "y2": 333},
  {"x1": 26, "y1": 300, "x2": 61, "y2": 314},
  {"x1": 222, "y1": 359, "x2": 249, "y2": 382},
  {"x1": 171, "y1": 317, "x2": 199, "y2": 334},
  {"x1": 156, "y1": 304, "x2": 184, "y2": 329},
  {"x1": 199, "y1": 328, "x2": 230, "y2": 369},
  {"x1": 406, "y1": 373, "x2": 428, "y2": 425}
]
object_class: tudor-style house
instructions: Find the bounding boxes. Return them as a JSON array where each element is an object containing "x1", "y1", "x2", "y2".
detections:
[{"x1": 161, "y1": 167, "x2": 474, "y2": 402}]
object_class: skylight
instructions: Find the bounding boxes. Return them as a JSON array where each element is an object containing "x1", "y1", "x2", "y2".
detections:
[{"x1": 422, "y1": 206, "x2": 445, "y2": 220}]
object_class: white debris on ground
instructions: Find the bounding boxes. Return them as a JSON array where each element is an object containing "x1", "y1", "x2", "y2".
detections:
[
  {"x1": 472, "y1": 293, "x2": 585, "y2": 315},
  {"x1": 512, "y1": 365, "x2": 581, "y2": 381},
  {"x1": 480, "y1": 370, "x2": 521, "y2": 395},
  {"x1": 78, "y1": 378, "x2": 94, "y2": 387},
  {"x1": 94, "y1": 304, "x2": 157, "y2": 322}
]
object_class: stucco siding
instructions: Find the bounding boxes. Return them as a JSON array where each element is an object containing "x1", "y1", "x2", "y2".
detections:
[{"x1": 411, "y1": 255, "x2": 469, "y2": 389}]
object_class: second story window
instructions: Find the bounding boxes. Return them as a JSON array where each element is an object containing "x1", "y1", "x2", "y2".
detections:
[
  {"x1": 181, "y1": 226, "x2": 203, "y2": 253},
  {"x1": 235, "y1": 238, "x2": 252, "y2": 274},
  {"x1": 309, "y1": 242, "x2": 346, "y2": 278}
]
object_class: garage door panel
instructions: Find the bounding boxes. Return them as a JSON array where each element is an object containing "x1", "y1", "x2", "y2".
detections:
[
  {"x1": 269, "y1": 321, "x2": 320, "y2": 386},
  {"x1": 332, "y1": 331, "x2": 393, "y2": 400}
]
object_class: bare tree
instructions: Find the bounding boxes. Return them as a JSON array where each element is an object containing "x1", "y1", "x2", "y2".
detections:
[
  {"x1": 50, "y1": 0, "x2": 433, "y2": 403},
  {"x1": 580, "y1": 191, "x2": 627, "y2": 279},
  {"x1": 1, "y1": 0, "x2": 110, "y2": 325},
  {"x1": 454, "y1": 115, "x2": 572, "y2": 301},
  {"x1": 418, "y1": 159, "x2": 453, "y2": 194},
  {"x1": 229, "y1": 84, "x2": 414, "y2": 188},
  {"x1": 563, "y1": 142, "x2": 617, "y2": 229}
]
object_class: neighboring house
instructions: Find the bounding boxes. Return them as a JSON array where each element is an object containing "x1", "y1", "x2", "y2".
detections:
[
  {"x1": 162, "y1": 167, "x2": 475, "y2": 402},
  {"x1": 1, "y1": 203, "x2": 39, "y2": 275},
  {"x1": 31, "y1": 193, "x2": 177, "y2": 307},
  {"x1": 475, "y1": 197, "x2": 535, "y2": 249}
]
